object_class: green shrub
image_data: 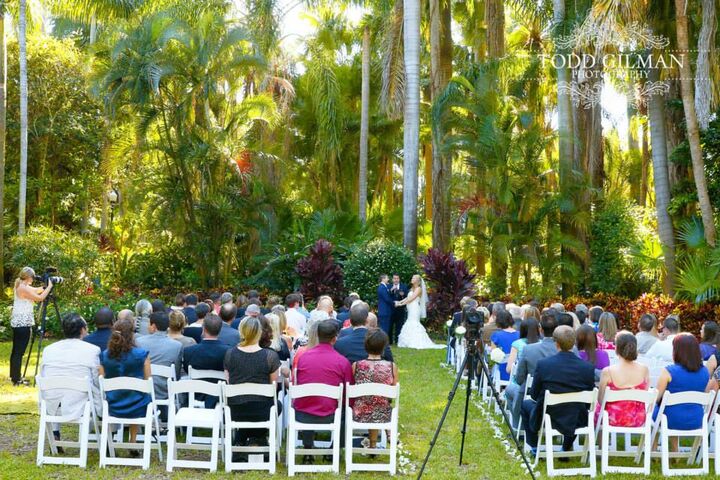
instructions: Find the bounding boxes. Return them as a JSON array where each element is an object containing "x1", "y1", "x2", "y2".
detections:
[
  {"x1": 7, "y1": 226, "x2": 103, "y2": 304},
  {"x1": 344, "y1": 242, "x2": 418, "y2": 306}
]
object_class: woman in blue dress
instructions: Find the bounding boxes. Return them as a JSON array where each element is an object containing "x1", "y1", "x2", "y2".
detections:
[
  {"x1": 654, "y1": 333, "x2": 711, "y2": 443},
  {"x1": 99, "y1": 318, "x2": 151, "y2": 445},
  {"x1": 490, "y1": 310, "x2": 519, "y2": 381}
]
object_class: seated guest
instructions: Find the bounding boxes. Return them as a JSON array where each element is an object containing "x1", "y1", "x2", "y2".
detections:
[
  {"x1": 285, "y1": 293, "x2": 307, "y2": 337},
  {"x1": 588, "y1": 305, "x2": 603, "y2": 332},
  {"x1": 151, "y1": 299, "x2": 166, "y2": 313},
  {"x1": 353, "y1": 329, "x2": 398, "y2": 448},
  {"x1": 556, "y1": 312, "x2": 574, "y2": 328},
  {"x1": 522, "y1": 305, "x2": 541, "y2": 322},
  {"x1": 182, "y1": 314, "x2": 229, "y2": 408},
  {"x1": 507, "y1": 312, "x2": 558, "y2": 428},
  {"x1": 335, "y1": 303, "x2": 394, "y2": 363},
  {"x1": 699, "y1": 321, "x2": 719, "y2": 361},
  {"x1": 167, "y1": 310, "x2": 196, "y2": 349},
  {"x1": 312, "y1": 296, "x2": 336, "y2": 320},
  {"x1": 218, "y1": 305, "x2": 241, "y2": 347},
  {"x1": 550, "y1": 302, "x2": 565, "y2": 313},
  {"x1": 171, "y1": 293, "x2": 186, "y2": 312},
  {"x1": 646, "y1": 315, "x2": 680, "y2": 363},
  {"x1": 209, "y1": 292, "x2": 221, "y2": 314},
  {"x1": 482, "y1": 302, "x2": 504, "y2": 346},
  {"x1": 576, "y1": 324, "x2": 610, "y2": 379},
  {"x1": 266, "y1": 313, "x2": 291, "y2": 361},
  {"x1": 336, "y1": 296, "x2": 355, "y2": 327},
  {"x1": 596, "y1": 331, "x2": 649, "y2": 427},
  {"x1": 506, "y1": 317, "x2": 540, "y2": 376},
  {"x1": 134, "y1": 299, "x2": 152, "y2": 335},
  {"x1": 293, "y1": 319, "x2": 320, "y2": 372},
  {"x1": 654, "y1": 333, "x2": 711, "y2": 434},
  {"x1": 182, "y1": 293, "x2": 198, "y2": 324},
  {"x1": 247, "y1": 290, "x2": 270, "y2": 314},
  {"x1": 234, "y1": 294, "x2": 248, "y2": 319},
  {"x1": 266, "y1": 295, "x2": 282, "y2": 311},
  {"x1": 100, "y1": 318, "x2": 151, "y2": 445},
  {"x1": 636, "y1": 314, "x2": 659, "y2": 354},
  {"x1": 450, "y1": 297, "x2": 476, "y2": 349},
  {"x1": 118, "y1": 309, "x2": 135, "y2": 324},
  {"x1": 295, "y1": 320, "x2": 353, "y2": 458},
  {"x1": 224, "y1": 316, "x2": 280, "y2": 449},
  {"x1": 40, "y1": 313, "x2": 102, "y2": 439},
  {"x1": 220, "y1": 291, "x2": 233, "y2": 307},
  {"x1": 490, "y1": 310, "x2": 519, "y2": 381},
  {"x1": 270, "y1": 306, "x2": 293, "y2": 352},
  {"x1": 135, "y1": 311, "x2": 182, "y2": 403},
  {"x1": 231, "y1": 303, "x2": 261, "y2": 329},
  {"x1": 597, "y1": 312, "x2": 617, "y2": 350},
  {"x1": 521, "y1": 326, "x2": 595, "y2": 453},
  {"x1": 183, "y1": 302, "x2": 211, "y2": 343},
  {"x1": 84, "y1": 307, "x2": 114, "y2": 352}
]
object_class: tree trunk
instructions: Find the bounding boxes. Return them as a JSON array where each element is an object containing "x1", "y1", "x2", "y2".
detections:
[
  {"x1": 402, "y1": 0, "x2": 420, "y2": 252},
  {"x1": 18, "y1": 0, "x2": 27, "y2": 235},
  {"x1": 554, "y1": 0, "x2": 575, "y2": 296},
  {"x1": 695, "y1": 0, "x2": 716, "y2": 130},
  {"x1": 485, "y1": 0, "x2": 504, "y2": 58},
  {"x1": 640, "y1": 119, "x2": 649, "y2": 207},
  {"x1": 0, "y1": 12, "x2": 6, "y2": 298},
  {"x1": 675, "y1": 0, "x2": 716, "y2": 246},
  {"x1": 423, "y1": 143, "x2": 432, "y2": 220},
  {"x1": 648, "y1": 67, "x2": 676, "y2": 295},
  {"x1": 430, "y1": 0, "x2": 452, "y2": 252},
  {"x1": 358, "y1": 25, "x2": 370, "y2": 223}
]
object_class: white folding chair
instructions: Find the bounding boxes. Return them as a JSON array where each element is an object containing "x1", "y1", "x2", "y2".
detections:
[
  {"x1": 515, "y1": 375, "x2": 533, "y2": 440},
  {"x1": 706, "y1": 389, "x2": 720, "y2": 473},
  {"x1": 344, "y1": 383, "x2": 400, "y2": 474},
  {"x1": 36, "y1": 375, "x2": 99, "y2": 467},
  {"x1": 187, "y1": 366, "x2": 225, "y2": 444},
  {"x1": 278, "y1": 360, "x2": 291, "y2": 441},
  {"x1": 136, "y1": 363, "x2": 176, "y2": 443},
  {"x1": 99, "y1": 376, "x2": 163, "y2": 470},
  {"x1": 596, "y1": 388, "x2": 656, "y2": 474},
  {"x1": 222, "y1": 383, "x2": 278, "y2": 473},
  {"x1": 533, "y1": 389, "x2": 598, "y2": 477},
  {"x1": 286, "y1": 383, "x2": 343, "y2": 476},
  {"x1": 648, "y1": 390, "x2": 714, "y2": 476},
  {"x1": 166, "y1": 378, "x2": 223, "y2": 472}
]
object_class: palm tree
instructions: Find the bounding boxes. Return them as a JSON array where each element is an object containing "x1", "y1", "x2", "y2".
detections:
[
  {"x1": 675, "y1": 0, "x2": 716, "y2": 246},
  {"x1": 402, "y1": 0, "x2": 420, "y2": 252},
  {"x1": 0, "y1": 10, "x2": 6, "y2": 297},
  {"x1": 358, "y1": 23, "x2": 370, "y2": 223},
  {"x1": 17, "y1": 0, "x2": 27, "y2": 234},
  {"x1": 695, "y1": 0, "x2": 715, "y2": 130}
]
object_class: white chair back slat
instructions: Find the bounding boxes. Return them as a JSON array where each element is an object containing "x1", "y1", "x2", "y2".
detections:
[
  {"x1": 663, "y1": 390, "x2": 715, "y2": 407},
  {"x1": 151, "y1": 363, "x2": 176, "y2": 380},
  {"x1": 37, "y1": 375, "x2": 91, "y2": 393},
  {"x1": 289, "y1": 383, "x2": 343, "y2": 400},
  {"x1": 188, "y1": 366, "x2": 226, "y2": 381},
  {"x1": 101, "y1": 376, "x2": 154, "y2": 395},
  {"x1": 169, "y1": 378, "x2": 223, "y2": 398},
  {"x1": 544, "y1": 389, "x2": 596, "y2": 407},
  {"x1": 346, "y1": 383, "x2": 399, "y2": 399},
  {"x1": 223, "y1": 383, "x2": 276, "y2": 399}
]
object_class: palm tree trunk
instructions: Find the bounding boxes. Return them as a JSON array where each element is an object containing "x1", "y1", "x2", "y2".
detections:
[
  {"x1": 358, "y1": 25, "x2": 370, "y2": 223},
  {"x1": 695, "y1": 0, "x2": 716, "y2": 131},
  {"x1": 430, "y1": 0, "x2": 452, "y2": 252},
  {"x1": 0, "y1": 12, "x2": 6, "y2": 298},
  {"x1": 640, "y1": 120, "x2": 649, "y2": 207},
  {"x1": 648, "y1": 67, "x2": 676, "y2": 295},
  {"x1": 485, "y1": 0, "x2": 504, "y2": 58},
  {"x1": 553, "y1": 0, "x2": 575, "y2": 296},
  {"x1": 675, "y1": 0, "x2": 716, "y2": 246},
  {"x1": 17, "y1": 0, "x2": 28, "y2": 235},
  {"x1": 402, "y1": 0, "x2": 420, "y2": 252}
]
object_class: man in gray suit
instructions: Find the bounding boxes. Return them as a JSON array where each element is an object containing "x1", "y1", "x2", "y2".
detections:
[
  {"x1": 136, "y1": 311, "x2": 182, "y2": 403},
  {"x1": 505, "y1": 310, "x2": 559, "y2": 428}
]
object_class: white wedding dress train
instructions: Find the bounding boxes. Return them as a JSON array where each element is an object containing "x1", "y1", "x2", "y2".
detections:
[{"x1": 397, "y1": 296, "x2": 444, "y2": 349}]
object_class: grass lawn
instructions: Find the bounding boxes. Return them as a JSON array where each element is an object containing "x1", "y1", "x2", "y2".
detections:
[{"x1": 0, "y1": 339, "x2": 717, "y2": 479}]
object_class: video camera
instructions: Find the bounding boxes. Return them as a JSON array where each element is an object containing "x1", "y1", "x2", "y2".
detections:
[
  {"x1": 33, "y1": 267, "x2": 64, "y2": 287},
  {"x1": 460, "y1": 306, "x2": 484, "y2": 355}
]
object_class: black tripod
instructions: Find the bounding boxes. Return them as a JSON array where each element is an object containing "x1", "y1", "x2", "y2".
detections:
[
  {"x1": 22, "y1": 290, "x2": 62, "y2": 382},
  {"x1": 417, "y1": 334, "x2": 536, "y2": 480}
]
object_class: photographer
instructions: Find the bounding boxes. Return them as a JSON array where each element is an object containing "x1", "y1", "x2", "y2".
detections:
[{"x1": 9, "y1": 267, "x2": 54, "y2": 386}]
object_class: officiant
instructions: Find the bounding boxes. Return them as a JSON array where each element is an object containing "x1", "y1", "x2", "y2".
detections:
[{"x1": 389, "y1": 273, "x2": 408, "y2": 345}]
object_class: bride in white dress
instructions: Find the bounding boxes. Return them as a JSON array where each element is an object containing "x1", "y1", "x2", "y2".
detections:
[{"x1": 397, "y1": 274, "x2": 444, "y2": 349}]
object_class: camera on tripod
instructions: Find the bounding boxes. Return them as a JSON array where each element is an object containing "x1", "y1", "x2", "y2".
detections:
[
  {"x1": 33, "y1": 267, "x2": 64, "y2": 287},
  {"x1": 460, "y1": 306, "x2": 484, "y2": 352}
]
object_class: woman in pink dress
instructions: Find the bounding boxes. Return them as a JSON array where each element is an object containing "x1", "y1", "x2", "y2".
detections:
[
  {"x1": 595, "y1": 331, "x2": 650, "y2": 427},
  {"x1": 352, "y1": 329, "x2": 398, "y2": 448}
]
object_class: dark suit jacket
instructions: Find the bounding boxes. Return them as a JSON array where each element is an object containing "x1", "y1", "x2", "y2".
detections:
[
  {"x1": 183, "y1": 325, "x2": 204, "y2": 344},
  {"x1": 182, "y1": 306, "x2": 197, "y2": 324},
  {"x1": 338, "y1": 327, "x2": 352, "y2": 339},
  {"x1": 389, "y1": 283, "x2": 408, "y2": 315},
  {"x1": 182, "y1": 339, "x2": 229, "y2": 408},
  {"x1": 377, "y1": 283, "x2": 394, "y2": 318},
  {"x1": 84, "y1": 328, "x2": 112, "y2": 352},
  {"x1": 529, "y1": 351, "x2": 595, "y2": 437},
  {"x1": 218, "y1": 323, "x2": 240, "y2": 347},
  {"x1": 334, "y1": 327, "x2": 394, "y2": 363}
]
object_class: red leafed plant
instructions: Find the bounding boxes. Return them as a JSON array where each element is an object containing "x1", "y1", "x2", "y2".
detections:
[
  {"x1": 420, "y1": 248, "x2": 477, "y2": 327},
  {"x1": 296, "y1": 239, "x2": 345, "y2": 303}
]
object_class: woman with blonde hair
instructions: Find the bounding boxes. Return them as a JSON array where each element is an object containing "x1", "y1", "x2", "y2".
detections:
[
  {"x1": 10, "y1": 267, "x2": 54, "y2": 386},
  {"x1": 265, "y1": 313, "x2": 291, "y2": 361},
  {"x1": 167, "y1": 310, "x2": 196, "y2": 349},
  {"x1": 597, "y1": 312, "x2": 618, "y2": 350}
]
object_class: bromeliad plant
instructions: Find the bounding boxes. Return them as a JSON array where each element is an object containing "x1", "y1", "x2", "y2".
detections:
[
  {"x1": 296, "y1": 239, "x2": 345, "y2": 303},
  {"x1": 420, "y1": 248, "x2": 477, "y2": 327}
]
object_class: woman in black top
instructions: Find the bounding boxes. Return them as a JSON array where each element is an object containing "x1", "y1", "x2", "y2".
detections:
[{"x1": 224, "y1": 316, "x2": 280, "y2": 447}]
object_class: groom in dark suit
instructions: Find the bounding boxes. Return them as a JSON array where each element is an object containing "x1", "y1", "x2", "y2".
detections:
[
  {"x1": 389, "y1": 273, "x2": 408, "y2": 345},
  {"x1": 377, "y1": 274, "x2": 394, "y2": 337}
]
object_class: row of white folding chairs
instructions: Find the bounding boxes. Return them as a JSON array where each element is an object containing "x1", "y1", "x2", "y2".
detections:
[
  {"x1": 529, "y1": 387, "x2": 720, "y2": 477},
  {"x1": 36, "y1": 374, "x2": 399, "y2": 476}
]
